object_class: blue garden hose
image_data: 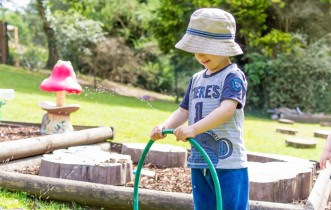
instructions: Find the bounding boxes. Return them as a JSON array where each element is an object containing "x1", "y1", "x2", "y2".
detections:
[{"x1": 133, "y1": 129, "x2": 222, "y2": 210}]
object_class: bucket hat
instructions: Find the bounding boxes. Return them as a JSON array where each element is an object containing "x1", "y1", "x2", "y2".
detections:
[{"x1": 175, "y1": 8, "x2": 243, "y2": 56}]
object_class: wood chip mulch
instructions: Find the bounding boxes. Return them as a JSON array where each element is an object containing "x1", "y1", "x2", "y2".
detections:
[
  {"x1": 126, "y1": 163, "x2": 192, "y2": 194},
  {"x1": 0, "y1": 125, "x2": 43, "y2": 142}
]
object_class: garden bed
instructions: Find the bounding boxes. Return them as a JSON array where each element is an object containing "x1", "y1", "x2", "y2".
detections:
[
  {"x1": 0, "y1": 122, "x2": 191, "y2": 194},
  {"x1": 0, "y1": 122, "x2": 329, "y2": 210}
]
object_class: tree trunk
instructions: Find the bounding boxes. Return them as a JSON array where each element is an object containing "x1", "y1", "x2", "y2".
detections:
[{"x1": 36, "y1": 0, "x2": 60, "y2": 69}]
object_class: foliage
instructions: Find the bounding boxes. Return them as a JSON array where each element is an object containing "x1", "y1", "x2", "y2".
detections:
[
  {"x1": 2, "y1": 11, "x2": 31, "y2": 46},
  {"x1": 270, "y1": 0, "x2": 331, "y2": 40},
  {"x1": 45, "y1": 0, "x2": 175, "y2": 93},
  {"x1": 137, "y1": 59, "x2": 173, "y2": 93},
  {"x1": 18, "y1": 44, "x2": 48, "y2": 71},
  {"x1": 80, "y1": 37, "x2": 139, "y2": 84},
  {"x1": 249, "y1": 29, "x2": 303, "y2": 58},
  {"x1": 225, "y1": 0, "x2": 270, "y2": 46},
  {"x1": 1, "y1": 6, "x2": 47, "y2": 68},
  {"x1": 245, "y1": 34, "x2": 331, "y2": 112},
  {"x1": 2, "y1": 0, "x2": 331, "y2": 114},
  {"x1": 50, "y1": 9, "x2": 105, "y2": 71}
]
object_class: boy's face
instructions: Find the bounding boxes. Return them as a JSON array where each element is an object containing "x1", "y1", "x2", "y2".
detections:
[{"x1": 194, "y1": 53, "x2": 230, "y2": 72}]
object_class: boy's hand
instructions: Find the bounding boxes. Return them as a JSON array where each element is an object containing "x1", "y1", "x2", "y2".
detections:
[
  {"x1": 320, "y1": 150, "x2": 331, "y2": 170},
  {"x1": 174, "y1": 125, "x2": 196, "y2": 142},
  {"x1": 150, "y1": 125, "x2": 167, "y2": 141}
]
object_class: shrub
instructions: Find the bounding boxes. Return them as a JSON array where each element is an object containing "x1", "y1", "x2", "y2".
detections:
[{"x1": 245, "y1": 34, "x2": 331, "y2": 113}]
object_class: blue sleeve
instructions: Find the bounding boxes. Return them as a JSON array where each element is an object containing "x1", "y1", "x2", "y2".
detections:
[
  {"x1": 221, "y1": 72, "x2": 247, "y2": 109},
  {"x1": 179, "y1": 78, "x2": 192, "y2": 110}
]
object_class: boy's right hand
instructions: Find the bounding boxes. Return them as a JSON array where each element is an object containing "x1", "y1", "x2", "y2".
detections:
[{"x1": 150, "y1": 125, "x2": 167, "y2": 141}]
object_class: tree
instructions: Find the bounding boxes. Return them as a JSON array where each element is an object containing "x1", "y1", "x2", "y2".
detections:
[
  {"x1": 50, "y1": 9, "x2": 104, "y2": 72},
  {"x1": 270, "y1": 0, "x2": 331, "y2": 42},
  {"x1": 36, "y1": 0, "x2": 60, "y2": 69}
]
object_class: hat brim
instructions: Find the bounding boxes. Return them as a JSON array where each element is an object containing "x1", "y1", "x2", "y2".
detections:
[{"x1": 175, "y1": 33, "x2": 243, "y2": 56}]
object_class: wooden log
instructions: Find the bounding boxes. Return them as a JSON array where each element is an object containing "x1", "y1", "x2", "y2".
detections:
[
  {"x1": 249, "y1": 161, "x2": 314, "y2": 202},
  {"x1": 0, "y1": 170, "x2": 193, "y2": 210},
  {"x1": 39, "y1": 146, "x2": 132, "y2": 185},
  {"x1": 248, "y1": 151, "x2": 317, "y2": 164},
  {"x1": 278, "y1": 119, "x2": 295, "y2": 125},
  {"x1": 282, "y1": 114, "x2": 331, "y2": 124},
  {"x1": 304, "y1": 164, "x2": 331, "y2": 210},
  {"x1": 275, "y1": 127, "x2": 298, "y2": 135},
  {"x1": 313, "y1": 130, "x2": 330, "y2": 139},
  {"x1": 0, "y1": 155, "x2": 42, "y2": 171},
  {"x1": 285, "y1": 137, "x2": 316, "y2": 148},
  {"x1": 320, "y1": 121, "x2": 331, "y2": 127},
  {"x1": 0, "y1": 142, "x2": 111, "y2": 172},
  {"x1": 0, "y1": 170, "x2": 305, "y2": 210},
  {"x1": 121, "y1": 143, "x2": 188, "y2": 168},
  {"x1": 250, "y1": 200, "x2": 302, "y2": 210},
  {"x1": 0, "y1": 126, "x2": 113, "y2": 163}
]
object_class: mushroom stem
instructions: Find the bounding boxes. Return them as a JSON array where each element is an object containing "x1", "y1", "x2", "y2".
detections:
[{"x1": 56, "y1": 91, "x2": 66, "y2": 107}]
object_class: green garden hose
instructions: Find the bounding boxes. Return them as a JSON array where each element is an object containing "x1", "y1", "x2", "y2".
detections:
[{"x1": 133, "y1": 129, "x2": 222, "y2": 210}]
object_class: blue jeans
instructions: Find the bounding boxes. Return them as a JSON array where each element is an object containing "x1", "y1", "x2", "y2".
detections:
[{"x1": 191, "y1": 168, "x2": 249, "y2": 210}]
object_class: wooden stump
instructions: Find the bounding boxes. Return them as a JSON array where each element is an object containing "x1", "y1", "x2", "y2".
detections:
[
  {"x1": 275, "y1": 127, "x2": 298, "y2": 135},
  {"x1": 314, "y1": 130, "x2": 330, "y2": 139},
  {"x1": 285, "y1": 137, "x2": 317, "y2": 148},
  {"x1": 39, "y1": 145, "x2": 132, "y2": 185},
  {"x1": 278, "y1": 119, "x2": 295, "y2": 125},
  {"x1": 249, "y1": 161, "x2": 315, "y2": 203},
  {"x1": 121, "y1": 143, "x2": 187, "y2": 168},
  {"x1": 320, "y1": 121, "x2": 331, "y2": 127}
]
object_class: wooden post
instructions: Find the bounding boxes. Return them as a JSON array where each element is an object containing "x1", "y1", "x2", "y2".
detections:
[
  {"x1": 13, "y1": 25, "x2": 19, "y2": 67},
  {"x1": 304, "y1": 164, "x2": 331, "y2": 210},
  {"x1": 0, "y1": 21, "x2": 6, "y2": 64}
]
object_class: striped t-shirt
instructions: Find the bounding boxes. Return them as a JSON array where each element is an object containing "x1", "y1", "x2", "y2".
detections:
[{"x1": 180, "y1": 63, "x2": 248, "y2": 169}]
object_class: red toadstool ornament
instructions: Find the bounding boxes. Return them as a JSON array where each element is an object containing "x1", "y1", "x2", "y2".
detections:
[{"x1": 39, "y1": 60, "x2": 83, "y2": 134}]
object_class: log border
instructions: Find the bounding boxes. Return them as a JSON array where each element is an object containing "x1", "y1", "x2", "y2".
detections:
[
  {"x1": 0, "y1": 169, "x2": 304, "y2": 210},
  {"x1": 0, "y1": 146, "x2": 307, "y2": 210},
  {"x1": 0, "y1": 123, "x2": 324, "y2": 209}
]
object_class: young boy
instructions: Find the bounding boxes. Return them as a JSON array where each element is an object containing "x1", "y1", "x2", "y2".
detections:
[{"x1": 150, "y1": 8, "x2": 249, "y2": 210}]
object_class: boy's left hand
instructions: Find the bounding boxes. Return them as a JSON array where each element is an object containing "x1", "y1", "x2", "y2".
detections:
[
  {"x1": 320, "y1": 150, "x2": 331, "y2": 170},
  {"x1": 174, "y1": 125, "x2": 196, "y2": 142}
]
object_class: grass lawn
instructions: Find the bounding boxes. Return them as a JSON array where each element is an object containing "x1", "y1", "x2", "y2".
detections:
[{"x1": 0, "y1": 64, "x2": 329, "y2": 209}]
